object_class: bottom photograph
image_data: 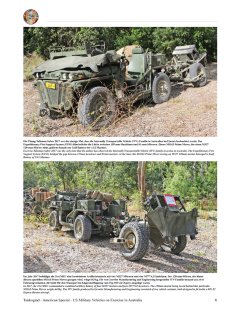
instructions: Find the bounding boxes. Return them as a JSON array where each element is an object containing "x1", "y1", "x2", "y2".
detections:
[{"x1": 23, "y1": 161, "x2": 217, "y2": 273}]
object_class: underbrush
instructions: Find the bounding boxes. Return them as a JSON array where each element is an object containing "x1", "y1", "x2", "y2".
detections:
[{"x1": 24, "y1": 52, "x2": 44, "y2": 81}]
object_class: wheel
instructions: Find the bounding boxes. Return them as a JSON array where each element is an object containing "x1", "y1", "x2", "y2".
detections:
[
  {"x1": 161, "y1": 235, "x2": 187, "y2": 254},
  {"x1": 152, "y1": 72, "x2": 171, "y2": 104},
  {"x1": 74, "y1": 215, "x2": 92, "y2": 241},
  {"x1": 189, "y1": 62, "x2": 207, "y2": 87},
  {"x1": 49, "y1": 211, "x2": 62, "y2": 231},
  {"x1": 78, "y1": 86, "x2": 117, "y2": 130},
  {"x1": 119, "y1": 222, "x2": 149, "y2": 261}
]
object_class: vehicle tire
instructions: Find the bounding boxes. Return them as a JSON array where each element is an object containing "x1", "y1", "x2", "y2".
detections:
[
  {"x1": 161, "y1": 235, "x2": 187, "y2": 254},
  {"x1": 189, "y1": 63, "x2": 207, "y2": 87},
  {"x1": 119, "y1": 222, "x2": 149, "y2": 261},
  {"x1": 49, "y1": 211, "x2": 62, "y2": 231},
  {"x1": 152, "y1": 72, "x2": 171, "y2": 104},
  {"x1": 78, "y1": 87, "x2": 117, "y2": 130},
  {"x1": 74, "y1": 215, "x2": 92, "y2": 241},
  {"x1": 49, "y1": 110, "x2": 61, "y2": 120}
]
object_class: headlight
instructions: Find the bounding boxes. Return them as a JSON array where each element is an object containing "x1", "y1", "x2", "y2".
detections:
[
  {"x1": 36, "y1": 73, "x2": 39, "y2": 78},
  {"x1": 69, "y1": 73, "x2": 73, "y2": 80},
  {"x1": 62, "y1": 73, "x2": 67, "y2": 80},
  {"x1": 40, "y1": 72, "x2": 44, "y2": 78}
]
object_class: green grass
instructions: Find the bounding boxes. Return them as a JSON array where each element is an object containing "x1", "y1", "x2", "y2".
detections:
[{"x1": 24, "y1": 213, "x2": 49, "y2": 224}]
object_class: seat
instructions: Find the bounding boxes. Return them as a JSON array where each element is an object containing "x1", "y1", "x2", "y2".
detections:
[{"x1": 126, "y1": 47, "x2": 146, "y2": 85}]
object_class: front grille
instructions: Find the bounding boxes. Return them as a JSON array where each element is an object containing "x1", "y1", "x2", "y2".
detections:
[
  {"x1": 44, "y1": 81, "x2": 61, "y2": 107},
  {"x1": 36, "y1": 80, "x2": 74, "y2": 110}
]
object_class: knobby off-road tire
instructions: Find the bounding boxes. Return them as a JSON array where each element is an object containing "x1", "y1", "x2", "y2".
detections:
[
  {"x1": 189, "y1": 62, "x2": 207, "y2": 87},
  {"x1": 119, "y1": 222, "x2": 149, "y2": 261},
  {"x1": 49, "y1": 211, "x2": 62, "y2": 231},
  {"x1": 74, "y1": 215, "x2": 92, "y2": 241},
  {"x1": 152, "y1": 72, "x2": 171, "y2": 104},
  {"x1": 78, "y1": 87, "x2": 117, "y2": 130},
  {"x1": 162, "y1": 235, "x2": 187, "y2": 254}
]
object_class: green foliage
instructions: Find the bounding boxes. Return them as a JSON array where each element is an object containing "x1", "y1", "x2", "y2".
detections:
[
  {"x1": 24, "y1": 161, "x2": 217, "y2": 211},
  {"x1": 24, "y1": 214, "x2": 49, "y2": 224},
  {"x1": 24, "y1": 27, "x2": 217, "y2": 61},
  {"x1": 153, "y1": 27, "x2": 217, "y2": 61}
]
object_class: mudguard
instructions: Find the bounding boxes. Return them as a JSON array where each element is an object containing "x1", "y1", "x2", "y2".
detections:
[{"x1": 148, "y1": 207, "x2": 198, "y2": 247}]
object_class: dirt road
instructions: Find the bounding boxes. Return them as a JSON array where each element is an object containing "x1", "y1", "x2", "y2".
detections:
[
  {"x1": 23, "y1": 64, "x2": 217, "y2": 137},
  {"x1": 24, "y1": 218, "x2": 217, "y2": 273}
]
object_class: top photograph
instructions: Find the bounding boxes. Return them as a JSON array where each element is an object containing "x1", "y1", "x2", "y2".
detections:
[{"x1": 23, "y1": 27, "x2": 217, "y2": 137}]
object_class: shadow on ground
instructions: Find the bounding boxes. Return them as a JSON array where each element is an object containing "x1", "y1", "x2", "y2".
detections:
[{"x1": 24, "y1": 255, "x2": 52, "y2": 273}]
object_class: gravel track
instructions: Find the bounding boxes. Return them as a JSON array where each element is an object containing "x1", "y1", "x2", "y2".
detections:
[{"x1": 23, "y1": 64, "x2": 217, "y2": 137}]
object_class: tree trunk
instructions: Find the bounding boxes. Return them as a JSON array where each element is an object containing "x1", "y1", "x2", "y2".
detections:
[{"x1": 137, "y1": 161, "x2": 146, "y2": 202}]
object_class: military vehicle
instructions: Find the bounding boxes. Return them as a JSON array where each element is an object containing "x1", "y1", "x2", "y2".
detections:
[
  {"x1": 32, "y1": 42, "x2": 171, "y2": 129},
  {"x1": 166, "y1": 45, "x2": 207, "y2": 87},
  {"x1": 33, "y1": 42, "x2": 207, "y2": 130},
  {"x1": 49, "y1": 190, "x2": 133, "y2": 238},
  {"x1": 112, "y1": 193, "x2": 198, "y2": 260},
  {"x1": 49, "y1": 191, "x2": 198, "y2": 261}
]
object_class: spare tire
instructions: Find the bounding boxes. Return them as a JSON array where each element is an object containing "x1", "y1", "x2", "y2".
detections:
[
  {"x1": 188, "y1": 62, "x2": 207, "y2": 87},
  {"x1": 78, "y1": 87, "x2": 117, "y2": 130},
  {"x1": 152, "y1": 72, "x2": 171, "y2": 104}
]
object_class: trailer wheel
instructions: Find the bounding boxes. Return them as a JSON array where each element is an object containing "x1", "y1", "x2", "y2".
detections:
[
  {"x1": 78, "y1": 87, "x2": 117, "y2": 130},
  {"x1": 152, "y1": 72, "x2": 171, "y2": 104},
  {"x1": 119, "y1": 222, "x2": 149, "y2": 261},
  {"x1": 74, "y1": 215, "x2": 92, "y2": 241},
  {"x1": 162, "y1": 235, "x2": 187, "y2": 254},
  {"x1": 189, "y1": 63, "x2": 207, "y2": 87},
  {"x1": 49, "y1": 211, "x2": 62, "y2": 231}
]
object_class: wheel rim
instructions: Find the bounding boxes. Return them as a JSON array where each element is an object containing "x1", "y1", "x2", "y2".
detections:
[
  {"x1": 197, "y1": 66, "x2": 206, "y2": 84},
  {"x1": 90, "y1": 93, "x2": 113, "y2": 124},
  {"x1": 157, "y1": 80, "x2": 169, "y2": 96},
  {"x1": 75, "y1": 219, "x2": 83, "y2": 237},
  {"x1": 124, "y1": 232, "x2": 136, "y2": 250},
  {"x1": 170, "y1": 237, "x2": 180, "y2": 250},
  {"x1": 162, "y1": 237, "x2": 178, "y2": 251}
]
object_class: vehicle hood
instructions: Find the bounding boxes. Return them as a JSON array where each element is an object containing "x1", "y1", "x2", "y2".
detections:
[{"x1": 33, "y1": 51, "x2": 121, "y2": 74}]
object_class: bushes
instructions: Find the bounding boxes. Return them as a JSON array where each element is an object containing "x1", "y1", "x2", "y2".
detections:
[
  {"x1": 24, "y1": 161, "x2": 217, "y2": 212},
  {"x1": 24, "y1": 27, "x2": 217, "y2": 62}
]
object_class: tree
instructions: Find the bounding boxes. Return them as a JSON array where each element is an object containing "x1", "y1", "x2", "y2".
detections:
[{"x1": 137, "y1": 161, "x2": 146, "y2": 202}]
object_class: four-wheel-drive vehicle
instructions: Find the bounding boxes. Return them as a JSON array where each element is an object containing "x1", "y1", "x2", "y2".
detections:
[
  {"x1": 49, "y1": 191, "x2": 198, "y2": 261},
  {"x1": 166, "y1": 45, "x2": 207, "y2": 87},
  {"x1": 49, "y1": 190, "x2": 133, "y2": 239},
  {"x1": 33, "y1": 43, "x2": 207, "y2": 130},
  {"x1": 32, "y1": 43, "x2": 171, "y2": 129}
]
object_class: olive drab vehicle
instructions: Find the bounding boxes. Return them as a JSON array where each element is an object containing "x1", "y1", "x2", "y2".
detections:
[
  {"x1": 48, "y1": 190, "x2": 198, "y2": 262},
  {"x1": 32, "y1": 42, "x2": 171, "y2": 130},
  {"x1": 166, "y1": 45, "x2": 207, "y2": 87},
  {"x1": 112, "y1": 193, "x2": 198, "y2": 260},
  {"x1": 48, "y1": 190, "x2": 133, "y2": 239},
  {"x1": 33, "y1": 42, "x2": 207, "y2": 130}
]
